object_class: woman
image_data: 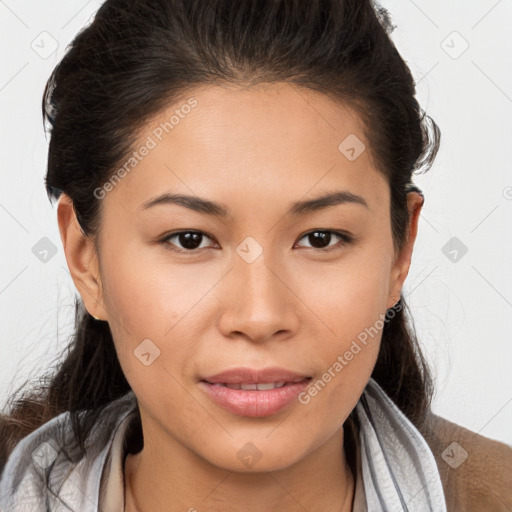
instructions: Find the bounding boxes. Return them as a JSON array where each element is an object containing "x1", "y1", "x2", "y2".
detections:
[{"x1": 0, "y1": 0, "x2": 511, "y2": 510}]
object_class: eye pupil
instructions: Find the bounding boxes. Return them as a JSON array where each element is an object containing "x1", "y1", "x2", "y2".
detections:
[
  {"x1": 179, "y1": 232, "x2": 203, "y2": 249},
  {"x1": 308, "y1": 231, "x2": 331, "y2": 248}
]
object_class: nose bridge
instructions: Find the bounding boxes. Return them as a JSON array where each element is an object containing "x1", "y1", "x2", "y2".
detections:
[
  {"x1": 239, "y1": 251, "x2": 282, "y2": 306},
  {"x1": 218, "y1": 242, "x2": 298, "y2": 341}
]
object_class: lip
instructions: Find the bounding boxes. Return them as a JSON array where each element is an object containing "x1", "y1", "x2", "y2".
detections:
[
  {"x1": 199, "y1": 366, "x2": 312, "y2": 417},
  {"x1": 199, "y1": 380, "x2": 311, "y2": 417},
  {"x1": 200, "y1": 366, "x2": 311, "y2": 385}
]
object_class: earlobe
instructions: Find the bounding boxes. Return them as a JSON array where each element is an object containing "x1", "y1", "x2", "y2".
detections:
[
  {"x1": 387, "y1": 191, "x2": 424, "y2": 309},
  {"x1": 57, "y1": 194, "x2": 107, "y2": 321}
]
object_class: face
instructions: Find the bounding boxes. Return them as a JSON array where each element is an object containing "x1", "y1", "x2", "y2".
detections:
[{"x1": 59, "y1": 82, "x2": 422, "y2": 473}]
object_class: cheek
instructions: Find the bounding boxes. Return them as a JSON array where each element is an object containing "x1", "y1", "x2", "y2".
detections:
[
  {"x1": 98, "y1": 246, "x2": 203, "y2": 384},
  {"x1": 100, "y1": 239, "x2": 218, "y2": 336},
  {"x1": 296, "y1": 250, "x2": 390, "y2": 344},
  {"x1": 293, "y1": 256, "x2": 390, "y2": 408}
]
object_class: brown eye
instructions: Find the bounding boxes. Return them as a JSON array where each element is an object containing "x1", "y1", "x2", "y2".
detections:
[
  {"x1": 161, "y1": 231, "x2": 217, "y2": 252},
  {"x1": 295, "y1": 230, "x2": 353, "y2": 251}
]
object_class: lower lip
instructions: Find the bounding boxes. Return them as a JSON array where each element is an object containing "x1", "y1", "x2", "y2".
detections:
[{"x1": 198, "y1": 379, "x2": 311, "y2": 417}]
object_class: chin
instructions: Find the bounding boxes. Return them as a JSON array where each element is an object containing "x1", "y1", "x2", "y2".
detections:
[{"x1": 200, "y1": 442, "x2": 304, "y2": 474}]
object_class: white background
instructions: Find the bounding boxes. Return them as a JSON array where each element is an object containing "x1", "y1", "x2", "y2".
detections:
[{"x1": 1, "y1": 1, "x2": 511, "y2": 446}]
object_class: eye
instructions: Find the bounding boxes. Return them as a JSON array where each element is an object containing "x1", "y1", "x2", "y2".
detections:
[
  {"x1": 160, "y1": 230, "x2": 218, "y2": 252},
  {"x1": 294, "y1": 230, "x2": 353, "y2": 251}
]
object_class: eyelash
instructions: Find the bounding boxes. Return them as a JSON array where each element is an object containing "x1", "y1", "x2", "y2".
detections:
[{"x1": 158, "y1": 229, "x2": 354, "y2": 254}]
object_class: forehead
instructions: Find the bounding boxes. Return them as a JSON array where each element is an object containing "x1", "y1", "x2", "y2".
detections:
[{"x1": 104, "y1": 82, "x2": 388, "y2": 216}]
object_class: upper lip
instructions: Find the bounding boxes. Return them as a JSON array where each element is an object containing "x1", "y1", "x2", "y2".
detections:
[{"x1": 201, "y1": 367, "x2": 312, "y2": 385}]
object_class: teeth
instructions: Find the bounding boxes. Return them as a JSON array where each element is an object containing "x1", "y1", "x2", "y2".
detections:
[{"x1": 221, "y1": 381, "x2": 288, "y2": 390}]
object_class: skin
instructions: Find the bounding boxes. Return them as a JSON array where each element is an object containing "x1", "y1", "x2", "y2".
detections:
[{"x1": 57, "y1": 81, "x2": 423, "y2": 512}]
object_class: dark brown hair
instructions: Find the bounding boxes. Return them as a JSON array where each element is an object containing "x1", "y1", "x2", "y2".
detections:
[{"x1": 0, "y1": 0, "x2": 440, "y2": 474}]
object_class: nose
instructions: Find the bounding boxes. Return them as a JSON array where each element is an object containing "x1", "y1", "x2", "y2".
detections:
[{"x1": 217, "y1": 253, "x2": 300, "y2": 344}]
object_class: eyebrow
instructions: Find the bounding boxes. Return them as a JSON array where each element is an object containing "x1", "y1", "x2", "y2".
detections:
[{"x1": 140, "y1": 190, "x2": 369, "y2": 217}]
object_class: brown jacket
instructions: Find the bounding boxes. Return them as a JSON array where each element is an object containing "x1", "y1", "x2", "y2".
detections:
[{"x1": 422, "y1": 413, "x2": 512, "y2": 511}]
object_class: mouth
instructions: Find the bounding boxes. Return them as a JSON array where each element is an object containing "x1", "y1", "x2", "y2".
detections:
[
  {"x1": 198, "y1": 377, "x2": 313, "y2": 417},
  {"x1": 200, "y1": 377, "x2": 312, "y2": 390}
]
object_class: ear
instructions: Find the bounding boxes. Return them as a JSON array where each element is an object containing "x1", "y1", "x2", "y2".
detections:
[
  {"x1": 57, "y1": 193, "x2": 107, "y2": 321},
  {"x1": 386, "y1": 191, "x2": 424, "y2": 309}
]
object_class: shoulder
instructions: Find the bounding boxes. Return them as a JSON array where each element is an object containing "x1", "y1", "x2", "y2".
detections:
[
  {"x1": 0, "y1": 392, "x2": 137, "y2": 511},
  {"x1": 422, "y1": 412, "x2": 512, "y2": 512},
  {"x1": 0, "y1": 410, "x2": 72, "y2": 510}
]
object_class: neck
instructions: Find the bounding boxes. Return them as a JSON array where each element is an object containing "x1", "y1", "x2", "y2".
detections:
[{"x1": 124, "y1": 425, "x2": 356, "y2": 512}]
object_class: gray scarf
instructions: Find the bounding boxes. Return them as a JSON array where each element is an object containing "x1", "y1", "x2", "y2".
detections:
[{"x1": 354, "y1": 379, "x2": 446, "y2": 511}]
